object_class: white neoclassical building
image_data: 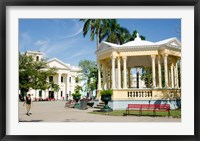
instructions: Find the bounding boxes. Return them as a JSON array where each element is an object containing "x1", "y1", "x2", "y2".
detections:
[
  {"x1": 95, "y1": 33, "x2": 181, "y2": 110},
  {"x1": 25, "y1": 51, "x2": 83, "y2": 101}
]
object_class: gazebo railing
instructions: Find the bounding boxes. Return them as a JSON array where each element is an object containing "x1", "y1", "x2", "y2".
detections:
[
  {"x1": 110, "y1": 88, "x2": 181, "y2": 100},
  {"x1": 127, "y1": 90, "x2": 152, "y2": 98}
]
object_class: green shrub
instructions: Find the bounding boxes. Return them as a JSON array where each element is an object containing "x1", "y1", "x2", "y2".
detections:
[
  {"x1": 72, "y1": 93, "x2": 81, "y2": 97},
  {"x1": 100, "y1": 89, "x2": 113, "y2": 96}
]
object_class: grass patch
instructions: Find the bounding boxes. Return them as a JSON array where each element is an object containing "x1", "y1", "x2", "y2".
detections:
[{"x1": 89, "y1": 109, "x2": 181, "y2": 118}]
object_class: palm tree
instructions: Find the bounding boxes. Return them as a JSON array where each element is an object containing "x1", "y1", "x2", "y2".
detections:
[
  {"x1": 80, "y1": 19, "x2": 110, "y2": 47},
  {"x1": 126, "y1": 30, "x2": 146, "y2": 42},
  {"x1": 100, "y1": 19, "x2": 130, "y2": 45}
]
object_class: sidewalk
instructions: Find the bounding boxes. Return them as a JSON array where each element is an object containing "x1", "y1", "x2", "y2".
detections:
[{"x1": 19, "y1": 101, "x2": 181, "y2": 122}]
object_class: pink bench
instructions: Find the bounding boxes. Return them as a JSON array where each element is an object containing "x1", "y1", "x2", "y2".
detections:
[{"x1": 125, "y1": 104, "x2": 170, "y2": 117}]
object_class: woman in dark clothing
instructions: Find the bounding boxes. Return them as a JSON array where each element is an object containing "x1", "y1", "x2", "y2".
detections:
[{"x1": 23, "y1": 94, "x2": 32, "y2": 116}]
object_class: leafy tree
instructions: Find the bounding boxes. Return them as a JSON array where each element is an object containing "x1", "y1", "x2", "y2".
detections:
[
  {"x1": 141, "y1": 68, "x2": 152, "y2": 88},
  {"x1": 75, "y1": 85, "x2": 82, "y2": 93},
  {"x1": 78, "y1": 60, "x2": 98, "y2": 97},
  {"x1": 19, "y1": 53, "x2": 57, "y2": 98}
]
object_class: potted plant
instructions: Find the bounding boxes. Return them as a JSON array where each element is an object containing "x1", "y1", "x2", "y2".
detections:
[
  {"x1": 100, "y1": 89, "x2": 113, "y2": 112},
  {"x1": 72, "y1": 93, "x2": 81, "y2": 108}
]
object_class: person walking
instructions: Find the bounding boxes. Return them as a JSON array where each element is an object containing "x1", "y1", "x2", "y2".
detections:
[{"x1": 23, "y1": 94, "x2": 32, "y2": 116}]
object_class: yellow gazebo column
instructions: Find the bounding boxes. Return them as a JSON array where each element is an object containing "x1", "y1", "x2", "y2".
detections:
[
  {"x1": 151, "y1": 55, "x2": 156, "y2": 88},
  {"x1": 163, "y1": 54, "x2": 169, "y2": 88},
  {"x1": 157, "y1": 55, "x2": 162, "y2": 88},
  {"x1": 97, "y1": 61, "x2": 102, "y2": 90},
  {"x1": 109, "y1": 68, "x2": 112, "y2": 89},
  {"x1": 128, "y1": 67, "x2": 131, "y2": 88},
  {"x1": 175, "y1": 60, "x2": 179, "y2": 88},
  {"x1": 168, "y1": 65, "x2": 171, "y2": 87},
  {"x1": 121, "y1": 67, "x2": 123, "y2": 88},
  {"x1": 117, "y1": 56, "x2": 121, "y2": 89},
  {"x1": 179, "y1": 59, "x2": 181, "y2": 87},
  {"x1": 111, "y1": 56, "x2": 116, "y2": 89},
  {"x1": 123, "y1": 56, "x2": 127, "y2": 89},
  {"x1": 171, "y1": 62, "x2": 174, "y2": 88},
  {"x1": 102, "y1": 62, "x2": 107, "y2": 90},
  {"x1": 147, "y1": 67, "x2": 151, "y2": 88}
]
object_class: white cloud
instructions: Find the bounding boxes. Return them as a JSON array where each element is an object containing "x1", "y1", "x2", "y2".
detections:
[
  {"x1": 19, "y1": 32, "x2": 32, "y2": 51},
  {"x1": 60, "y1": 27, "x2": 83, "y2": 39},
  {"x1": 35, "y1": 40, "x2": 49, "y2": 46},
  {"x1": 41, "y1": 38, "x2": 78, "y2": 57},
  {"x1": 67, "y1": 49, "x2": 92, "y2": 59}
]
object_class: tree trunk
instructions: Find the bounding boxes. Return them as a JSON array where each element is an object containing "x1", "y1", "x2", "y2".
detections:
[{"x1": 96, "y1": 34, "x2": 99, "y2": 48}]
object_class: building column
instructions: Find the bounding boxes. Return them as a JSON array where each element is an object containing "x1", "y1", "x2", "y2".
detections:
[
  {"x1": 179, "y1": 59, "x2": 181, "y2": 87},
  {"x1": 163, "y1": 54, "x2": 169, "y2": 88},
  {"x1": 105, "y1": 65, "x2": 108, "y2": 89},
  {"x1": 123, "y1": 56, "x2": 127, "y2": 89},
  {"x1": 175, "y1": 60, "x2": 179, "y2": 88},
  {"x1": 66, "y1": 74, "x2": 70, "y2": 96},
  {"x1": 102, "y1": 62, "x2": 107, "y2": 90},
  {"x1": 147, "y1": 67, "x2": 151, "y2": 88},
  {"x1": 109, "y1": 68, "x2": 112, "y2": 89},
  {"x1": 58, "y1": 73, "x2": 61, "y2": 100},
  {"x1": 117, "y1": 56, "x2": 121, "y2": 89},
  {"x1": 98, "y1": 61, "x2": 102, "y2": 90},
  {"x1": 157, "y1": 56, "x2": 162, "y2": 88},
  {"x1": 151, "y1": 55, "x2": 156, "y2": 88},
  {"x1": 121, "y1": 68, "x2": 123, "y2": 88},
  {"x1": 168, "y1": 65, "x2": 170, "y2": 87},
  {"x1": 171, "y1": 63, "x2": 174, "y2": 88},
  {"x1": 111, "y1": 56, "x2": 116, "y2": 89},
  {"x1": 128, "y1": 68, "x2": 131, "y2": 88}
]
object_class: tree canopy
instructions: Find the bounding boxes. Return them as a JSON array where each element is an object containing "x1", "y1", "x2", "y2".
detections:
[
  {"x1": 19, "y1": 53, "x2": 58, "y2": 97},
  {"x1": 80, "y1": 19, "x2": 146, "y2": 46},
  {"x1": 78, "y1": 60, "x2": 97, "y2": 94}
]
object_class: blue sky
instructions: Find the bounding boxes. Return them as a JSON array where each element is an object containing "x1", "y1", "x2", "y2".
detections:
[{"x1": 19, "y1": 19, "x2": 181, "y2": 66}]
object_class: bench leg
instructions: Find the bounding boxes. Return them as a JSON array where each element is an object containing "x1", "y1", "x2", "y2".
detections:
[
  {"x1": 125, "y1": 110, "x2": 127, "y2": 116},
  {"x1": 168, "y1": 111, "x2": 170, "y2": 117},
  {"x1": 140, "y1": 110, "x2": 142, "y2": 116},
  {"x1": 153, "y1": 110, "x2": 156, "y2": 117}
]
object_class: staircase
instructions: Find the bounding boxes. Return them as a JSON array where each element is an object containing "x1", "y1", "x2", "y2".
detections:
[{"x1": 93, "y1": 102, "x2": 105, "y2": 109}]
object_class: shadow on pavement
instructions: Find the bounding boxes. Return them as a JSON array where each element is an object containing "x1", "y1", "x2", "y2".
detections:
[{"x1": 19, "y1": 120, "x2": 43, "y2": 122}]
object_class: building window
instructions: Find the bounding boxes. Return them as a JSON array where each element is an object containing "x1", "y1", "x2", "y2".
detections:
[
  {"x1": 36, "y1": 56, "x2": 39, "y2": 61},
  {"x1": 69, "y1": 77, "x2": 71, "y2": 83},
  {"x1": 75, "y1": 77, "x2": 79, "y2": 83},
  {"x1": 61, "y1": 76, "x2": 63, "y2": 82},
  {"x1": 39, "y1": 91, "x2": 42, "y2": 98},
  {"x1": 69, "y1": 91, "x2": 71, "y2": 95},
  {"x1": 49, "y1": 76, "x2": 53, "y2": 82},
  {"x1": 61, "y1": 91, "x2": 63, "y2": 97}
]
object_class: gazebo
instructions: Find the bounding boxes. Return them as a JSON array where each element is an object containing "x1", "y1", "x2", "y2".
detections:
[{"x1": 95, "y1": 33, "x2": 181, "y2": 110}]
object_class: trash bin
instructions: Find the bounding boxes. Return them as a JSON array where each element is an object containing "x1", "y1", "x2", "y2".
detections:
[{"x1": 80, "y1": 99, "x2": 88, "y2": 110}]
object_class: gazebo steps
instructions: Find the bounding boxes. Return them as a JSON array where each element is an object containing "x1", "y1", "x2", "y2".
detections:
[{"x1": 93, "y1": 102, "x2": 105, "y2": 109}]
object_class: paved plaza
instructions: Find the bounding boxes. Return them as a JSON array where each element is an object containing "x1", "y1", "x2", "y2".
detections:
[{"x1": 19, "y1": 101, "x2": 181, "y2": 122}]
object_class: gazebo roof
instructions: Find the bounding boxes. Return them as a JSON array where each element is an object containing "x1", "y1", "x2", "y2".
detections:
[
  {"x1": 96, "y1": 33, "x2": 181, "y2": 53},
  {"x1": 122, "y1": 33, "x2": 155, "y2": 47}
]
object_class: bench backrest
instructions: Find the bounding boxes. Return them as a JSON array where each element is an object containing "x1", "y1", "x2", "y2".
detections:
[
  {"x1": 127, "y1": 104, "x2": 142, "y2": 109},
  {"x1": 128, "y1": 104, "x2": 170, "y2": 110}
]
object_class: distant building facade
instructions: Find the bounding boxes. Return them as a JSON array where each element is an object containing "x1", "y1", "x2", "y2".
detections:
[
  {"x1": 24, "y1": 51, "x2": 83, "y2": 101},
  {"x1": 130, "y1": 73, "x2": 146, "y2": 88}
]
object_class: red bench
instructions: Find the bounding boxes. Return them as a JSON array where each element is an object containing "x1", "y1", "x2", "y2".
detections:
[{"x1": 125, "y1": 104, "x2": 170, "y2": 117}]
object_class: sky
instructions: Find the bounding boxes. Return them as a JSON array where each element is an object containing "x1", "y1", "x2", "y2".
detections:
[{"x1": 19, "y1": 19, "x2": 181, "y2": 66}]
